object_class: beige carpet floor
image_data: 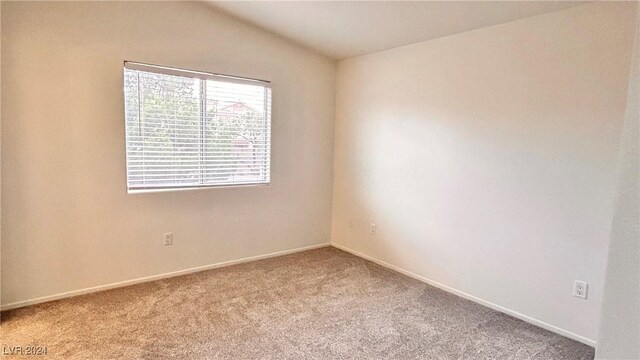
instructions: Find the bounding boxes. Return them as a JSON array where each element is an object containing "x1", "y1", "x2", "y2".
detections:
[{"x1": 1, "y1": 247, "x2": 594, "y2": 359}]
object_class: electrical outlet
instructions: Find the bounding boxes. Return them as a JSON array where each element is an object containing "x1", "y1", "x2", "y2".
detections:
[
  {"x1": 349, "y1": 220, "x2": 355, "y2": 229},
  {"x1": 369, "y1": 223, "x2": 377, "y2": 235},
  {"x1": 573, "y1": 280, "x2": 588, "y2": 299},
  {"x1": 163, "y1": 232, "x2": 173, "y2": 246}
]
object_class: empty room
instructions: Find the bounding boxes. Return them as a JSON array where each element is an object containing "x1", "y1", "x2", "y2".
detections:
[{"x1": 1, "y1": 1, "x2": 638, "y2": 359}]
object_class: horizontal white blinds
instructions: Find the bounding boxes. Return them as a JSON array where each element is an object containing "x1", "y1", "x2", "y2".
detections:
[{"x1": 124, "y1": 62, "x2": 271, "y2": 191}]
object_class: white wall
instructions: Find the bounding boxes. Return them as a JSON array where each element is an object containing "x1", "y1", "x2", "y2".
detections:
[
  {"x1": 1, "y1": 2, "x2": 336, "y2": 307},
  {"x1": 332, "y1": 2, "x2": 636, "y2": 343},
  {"x1": 596, "y1": 9, "x2": 639, "y2": 359}
]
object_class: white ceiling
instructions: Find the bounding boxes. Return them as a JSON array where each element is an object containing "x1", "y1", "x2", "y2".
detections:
[{"x1": 208, "y1": 1, "x2": 585, "y2": 60}]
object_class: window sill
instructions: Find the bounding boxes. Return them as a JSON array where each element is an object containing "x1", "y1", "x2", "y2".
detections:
[{"x1": 127, "y1": 182, "x2": 270, "y2": 194}]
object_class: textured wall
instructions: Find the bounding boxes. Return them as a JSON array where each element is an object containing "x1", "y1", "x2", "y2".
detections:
[
  {"x1": 332, "y1": 2, "x2": 636, "y2": 342},
  {"x1": 1, "y1": 1, "x2": 336, "y2": 306},
  {"x1": 596, "y1": 7, "x2": 639, "y2": 359}
]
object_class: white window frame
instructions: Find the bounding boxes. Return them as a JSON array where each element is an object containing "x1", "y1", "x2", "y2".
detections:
[{"x1": 123, "y1": 61, "x2": 272, "y2": 193}]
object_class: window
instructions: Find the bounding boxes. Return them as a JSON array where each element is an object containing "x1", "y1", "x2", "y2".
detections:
[{"x1": 124, "y1": 62, "x2": 271, "y2": 192}]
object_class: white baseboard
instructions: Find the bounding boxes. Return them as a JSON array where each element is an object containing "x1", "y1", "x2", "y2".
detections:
[
  {"x1": 2, "y1": 241, "x2": 597, "y2": 348},
  {"x1": 1, "y1": 243, "x2": 331, "y2": 312},
  {"x1": 330, "y1": 242, "x2": 597, "y2": 347}
]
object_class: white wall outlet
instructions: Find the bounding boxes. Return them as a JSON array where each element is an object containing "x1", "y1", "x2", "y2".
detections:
[
  {"x1": 369, "y1": 223, "x2": 377, "y2": 235},
  {"x1": 573, "y1": 280, "x2": 588, "y2": 299},
  {"x1": 163, "y1": 232, "x2": 173, "y2": 246}
]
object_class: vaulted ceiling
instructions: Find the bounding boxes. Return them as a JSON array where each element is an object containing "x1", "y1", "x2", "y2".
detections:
[{"x1": 208, "y1": 1, "x2": 585, "y2": 60}]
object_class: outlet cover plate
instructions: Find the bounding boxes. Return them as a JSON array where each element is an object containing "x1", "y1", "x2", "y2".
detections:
[
  {"x1": 573, "y1": 280, "x2": 588, "y2": 299},
  {"x1": 163, "y1": 232, "x2": 173, "y2": 246}
]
